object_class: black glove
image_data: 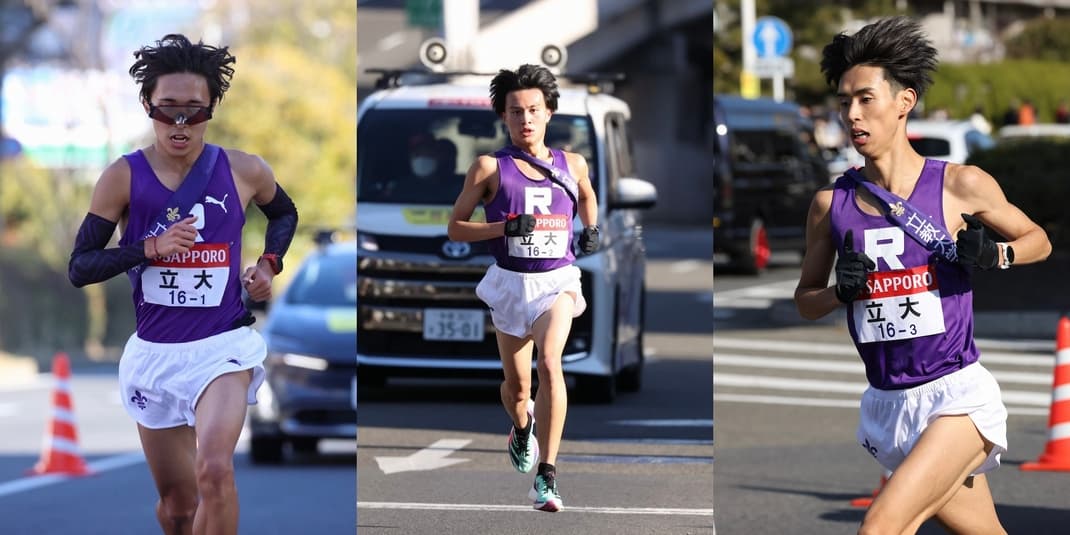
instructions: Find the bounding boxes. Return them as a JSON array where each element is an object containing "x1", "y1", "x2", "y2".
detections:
[
  {"x1": 579, "y1": 225, "x2": 600, "y2": 254},
  {"x1": 835, "y1": 229, "x2": 876, "y2": 304},
  {"x1": 504, "y1": 213, "x2": 536, "y2": 237},
  {"x1": 956, "y1": 213, "x2": 999, "y2": 270}
]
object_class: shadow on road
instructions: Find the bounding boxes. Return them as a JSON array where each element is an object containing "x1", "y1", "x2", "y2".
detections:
[{"x1": 735, "y1": 482, "x2": 1070, "y2": 534}]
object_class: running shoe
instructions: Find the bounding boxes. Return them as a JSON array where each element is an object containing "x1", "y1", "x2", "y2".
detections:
[
  {"x1": 507, "y1": 399, "x2": 538, "y2": 473},
  {"x1": 528, "y1": 473, "x2": 563, "y2": 512}
]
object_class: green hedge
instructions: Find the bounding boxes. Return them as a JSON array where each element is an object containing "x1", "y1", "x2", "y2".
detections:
[
  {"x1": 966, "y1": 140, "x2": 1070, "y2": 248},
  {"x1": 927, "y1": 60, "x2": 1070, "y2": 125}
]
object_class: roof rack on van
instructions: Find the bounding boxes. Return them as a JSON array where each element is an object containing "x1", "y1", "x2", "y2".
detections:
[{"x1": 366, "y1": 68, "x2": 625, "y2": 94}]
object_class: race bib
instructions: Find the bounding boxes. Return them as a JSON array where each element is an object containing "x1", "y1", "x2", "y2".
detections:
[
  {"x1": 141, "y1": 243, "x2": 230, "y2": 307},
  {"x1": 852, "y1": 265, "x2": 946, "y2": 343},
  {"x1": 507, "y1": 214, "x2": 569, "y2": 259}
]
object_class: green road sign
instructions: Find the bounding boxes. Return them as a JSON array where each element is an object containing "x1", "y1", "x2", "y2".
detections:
[{"x1": 406, "y1": 0, "x2": 443, "y2": 29}]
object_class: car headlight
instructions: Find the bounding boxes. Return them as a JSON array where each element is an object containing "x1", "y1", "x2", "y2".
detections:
[
  {"x1": 357, "y1": 231, "x2": 379, "y2": 251},
  {"x1": 268, "y1": 352, "x2": 330, "y2": 371},
  {"x1": 253, "y1": 380, "x2": 278, "y2": 419}
]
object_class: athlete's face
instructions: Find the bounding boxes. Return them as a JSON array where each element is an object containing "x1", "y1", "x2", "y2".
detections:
[
  {"x1": 837, "y1": 65, "x2": 915, "y2": 160},
  {"x1": 501, "y1": 88, "x2": 552, "y2": 150},
  {"x1": 144, "y1": 72, "x2": 212, "y2": 158}
]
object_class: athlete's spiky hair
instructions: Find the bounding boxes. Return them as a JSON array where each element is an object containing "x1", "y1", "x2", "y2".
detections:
[
  {"x1": 128, "y1": 34, "x2": 236, "y2": 108},
  {"x1": 820, "y1": 16, "x2": 938, "y2": 99},
  {"x1": 489, "y1": 64, "x2": 560, "y2": 115}
]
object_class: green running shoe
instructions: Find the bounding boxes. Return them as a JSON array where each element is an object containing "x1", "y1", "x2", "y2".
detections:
[
  {"x1": 528, "y1": 473, "x2": 563, "y2": 512},
  {"x1": 507, "y1": 399, "x2": 537, "y2": 473}
]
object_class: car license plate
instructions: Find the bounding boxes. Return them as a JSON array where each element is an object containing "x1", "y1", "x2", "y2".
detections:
[{"x1": 423, "y1": 308, "x2": 484, "y2": 341}]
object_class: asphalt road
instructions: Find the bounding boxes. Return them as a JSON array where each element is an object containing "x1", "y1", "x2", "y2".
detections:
[
  {"x1": 356, "y1": 225, "x2": 715, "y2": 534},
  {"x1": 0, "y1": 371, "x2": 356, "y2": 534},
  {"x1": 713, "y1": 263, "x2": 1070, "y2": 534}
]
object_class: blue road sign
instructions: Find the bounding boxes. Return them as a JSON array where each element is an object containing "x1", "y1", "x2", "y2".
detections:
[{"x1": 753, "y1": 16, "x2": 792, "y2": 58}]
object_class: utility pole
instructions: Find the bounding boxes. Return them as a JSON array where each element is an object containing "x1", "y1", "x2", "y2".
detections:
[{"x1": 739, "y1": 0, "x2": 758, "y2": 98}]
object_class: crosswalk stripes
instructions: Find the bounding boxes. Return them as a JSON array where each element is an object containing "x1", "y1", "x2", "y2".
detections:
[{"x1": 713, "y1": 336, "x2": 1054, "y2": 416}]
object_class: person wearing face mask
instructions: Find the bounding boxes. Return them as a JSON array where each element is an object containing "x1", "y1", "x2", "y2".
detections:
[{"x1": 408, "y1": 134, "x2": 440, "y2": 179}]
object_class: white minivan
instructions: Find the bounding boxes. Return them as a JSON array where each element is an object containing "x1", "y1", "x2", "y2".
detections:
[{"x1": 355, "y1": 71, "x2": 657, "y2": 403}]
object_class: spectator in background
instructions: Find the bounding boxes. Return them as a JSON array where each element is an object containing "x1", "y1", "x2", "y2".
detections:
[
  {"x1": 969, "y1": 106, "x2": 992, "y2": 135},
  {"x1": 1056, "y1": 101, "x2": 1070, "y2": 124},
  {"x1": 1018, "y1": 98, "x2": 1036, "y2": 125},
  {"x1": 1002, "y1": 99, "x2": 1020, "y2": 127}
]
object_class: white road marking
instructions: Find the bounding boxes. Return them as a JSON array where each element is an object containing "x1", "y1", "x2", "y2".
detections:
[
  {"x1": 0, "y1": 451, "x2": 146, "y2": 498},
  {"x1": 357, "y1": 501, "x2": 714, "y2": 516},
  {"x1": 670, "y1": 259, "x2": 701, "y2": 274},
  {"x1": 376, "y1": 31, "x2": 407, "y2": 52},
  {"x1": 713, "y1": 393, "x2": 1049, "y2": 416},
  {"x1": 714, "y1": 337, "x2": 1054, "y2": 367},
  {"x1": 584, "y1": 438, "x2": 714, "y2": 446},
  {"x1": 0, "y1": 434, "x2": 253, "y2": 498},
  {"x1": 715, "y1": 372, "x2": 1051, "y2": 406},
  {"x1": 374, "y1": 438, "x2": 471, "y2": 475},
  {"x1": 714, "y1": 353, "x2": 1052, "y2": 385},
  {"x1": 609, "y1": 419, "x2": 712, "y2": 427}
]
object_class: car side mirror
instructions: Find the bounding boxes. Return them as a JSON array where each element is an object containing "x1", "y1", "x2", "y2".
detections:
[{"x1": 611, "y1": 177, "x2": 657, "y2": 210}]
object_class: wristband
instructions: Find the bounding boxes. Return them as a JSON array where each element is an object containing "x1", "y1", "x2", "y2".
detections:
[{"x1": 259, "y1": 253, "x2": 282, "y2": 275}]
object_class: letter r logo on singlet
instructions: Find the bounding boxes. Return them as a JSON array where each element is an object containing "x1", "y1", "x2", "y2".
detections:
[
  {"x1": 524, "y1": 187, "x2": 553, "y2": 215},
  {"x1": 864, "y1": 227, "x2": 905, "y2": 270}
]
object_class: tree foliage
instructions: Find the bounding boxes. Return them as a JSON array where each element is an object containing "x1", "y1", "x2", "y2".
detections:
[
  {"x1": 1005, "y1": 17, "x2": 1070, "y2": 62},
  {"x1": 207, "y1": 0, "x2": 357, "y2": 264}
]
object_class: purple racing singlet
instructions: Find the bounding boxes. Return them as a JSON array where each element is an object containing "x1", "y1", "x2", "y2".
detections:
[
  {"x1": 119, "y1": 147, "x2": 247, "y2": 343},
  {"x1": 830, "y1": 159, "x2": 979, "y2": 390},
  {"x1": 485, "y1": 148, "x2": 576, "y2": 272}
]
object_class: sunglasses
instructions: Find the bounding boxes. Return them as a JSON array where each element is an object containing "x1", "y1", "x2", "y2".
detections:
[{"x1": 147, "y1": 104, "x2": 213, "y2": 126}]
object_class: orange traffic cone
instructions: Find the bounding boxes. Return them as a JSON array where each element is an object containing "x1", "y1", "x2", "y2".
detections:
[
  {"x1": 1022, "y1": 315, "x2": 1070, "y2": 472},
  {"x1": 28, "y1": 353, "x2": 91, "y2": 476},
  {"x1": 850, "y1": 470, "x2": 890, "y2": 508}
]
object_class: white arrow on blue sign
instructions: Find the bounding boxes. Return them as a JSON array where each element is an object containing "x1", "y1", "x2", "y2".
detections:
[{"x1": 753, "y1": 16, "x2": 792, "y2": 58}]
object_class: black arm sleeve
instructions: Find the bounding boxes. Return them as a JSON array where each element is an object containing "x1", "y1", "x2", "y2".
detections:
[
  {"x1": 68, "y1": 213, "x2": 148, "y2": 288},
  {"x1": 257, "y1": 184, "x2": 298, "y2": 258}
]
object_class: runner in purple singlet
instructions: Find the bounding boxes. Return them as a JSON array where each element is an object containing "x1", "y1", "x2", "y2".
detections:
[
  {"x1": 448, "y1": 64, "x2": 600, "y2": 512},
  {"x1": 794, "y1": 17, "x2": 1051, "y2": 535},
  {"x1": 68, "y1": 34, "x2": 298, "y2": 534}
]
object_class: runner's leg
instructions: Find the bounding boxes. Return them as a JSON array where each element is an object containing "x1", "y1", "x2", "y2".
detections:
[
  {"x1": 497, "y1": 331, "x2": 534, "y2": 429},
  {"x1": 931, "y1": 473, "x2": 1006, "y2": 535},
  {"x1": 859, "y1": 415, "x2": 994, "y2": 535},
  {"x1": 530, "y1": 292, "x2": 576, "y2": 465},
  {"x1": 192, "y1": 370, "x2": 252, "y2": 535},
  {"x1": 138, "y1": 424, "x2": 199, "y2": 535}
]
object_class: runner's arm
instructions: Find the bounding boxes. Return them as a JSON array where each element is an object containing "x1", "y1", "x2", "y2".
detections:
[
  {"x1": 68, "y1": 158, "x2": 149, "y2": 287},
  {"x1": 246, "y1": 154, "x2": 297, "y2": 274},
  {"x1": 948, "y1": 165, "x2": 1051, "y2": 266},
  {"x1": 794, "y1": 187, "x2": 843, "y2": 319},
  {"x1": 447, "y1": 155, "x2": 507, "y2": 242}
]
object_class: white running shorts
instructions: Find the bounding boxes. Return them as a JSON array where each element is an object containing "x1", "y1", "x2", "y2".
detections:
[
  {"x1": 475, "y1": 263, "x2": 586, "y2": 338},
  {"x1": 856, "y1": 362, "x2": 1008, "y2": 475},
  {"x1": 118, "y1": 326, "x2": 267, "y2": 429}
]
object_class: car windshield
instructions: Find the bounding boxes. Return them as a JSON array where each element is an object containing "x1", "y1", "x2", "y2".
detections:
[
  {"x1": 909, "y1": 136, "x2": 952, "y2": 158},
  {"x1": 357, "y1": 108, "x2": 597, "y2": 204},
  {"x1": 285, "y1": 251, "x2": 357, "y2": 306},
  {"x1": 729, "y1": 129, "x2": 799, "y2": 165}
]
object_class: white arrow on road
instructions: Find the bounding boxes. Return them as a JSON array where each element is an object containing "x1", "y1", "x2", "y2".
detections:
[{"x1": 375, "y1": 439, "x2": 472, "y2": 475}]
